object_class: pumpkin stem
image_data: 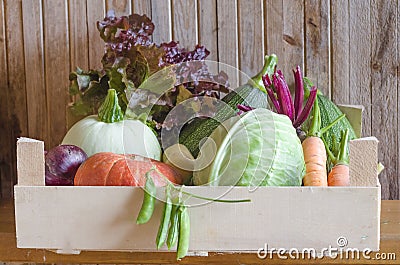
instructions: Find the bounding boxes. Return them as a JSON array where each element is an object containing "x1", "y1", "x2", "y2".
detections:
[{"x1": 98, "y1": 89, "x2": 124, "y2": 123}]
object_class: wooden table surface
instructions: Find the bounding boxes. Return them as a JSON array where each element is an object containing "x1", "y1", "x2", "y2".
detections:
[{"x1": 1, "y1": 199, "x2": 399, "y2": 264}]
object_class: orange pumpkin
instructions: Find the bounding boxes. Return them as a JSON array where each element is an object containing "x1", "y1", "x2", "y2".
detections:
[{"x1": 74, "y1": 152, "x2": 182, "y2": 186}]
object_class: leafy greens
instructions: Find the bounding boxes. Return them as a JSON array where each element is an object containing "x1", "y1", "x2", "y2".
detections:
[{"x1": 68, "y1": 10, "x2": 229, "y2": 136}]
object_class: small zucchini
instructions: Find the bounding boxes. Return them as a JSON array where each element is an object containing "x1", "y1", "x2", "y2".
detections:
[{"x1": 179, "y1": 54, "x2": 278, "y2": 157}]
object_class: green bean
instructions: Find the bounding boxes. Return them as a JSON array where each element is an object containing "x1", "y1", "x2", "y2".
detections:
[
  {"x1": 156, "y1": 187, "x2": 172, "y2": 249},
  {"x1": 166, "y1": 203, "x2": 180, "y2": 250},
  {"x1": 176, "y1": 206, "x2": 190, "y2": 260},
  {"x1": 136, "y1": 172, "x2": 156, "y2": 224}
]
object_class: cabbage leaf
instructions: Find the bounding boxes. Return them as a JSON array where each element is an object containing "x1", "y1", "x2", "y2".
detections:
[{"x1": 193, "y1": 108, "x2": 305, "y2": 186}]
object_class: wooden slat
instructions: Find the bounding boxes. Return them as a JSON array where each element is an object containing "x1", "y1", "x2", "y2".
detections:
[
  {"x1": 132, "y1": 0, "x2": 152, "y2": 16},
  {"x1": 217, "y1": 0, "x2": 238, "y2": 88},
  {"x1": 331, "y1": 0, "x2": 350, "y2": 104},
  {"x1": 151, "y1": 0, "x2": 171, "y2": 44},
  {"x1": 22, "y1": 0, "x2": 47, "y2": 142},
  {"x1": 43, "y1": 0, "x2": 70, "y2": 148},
  {"x1": 264, "y1": 0, "x2": 283, "y2": 66},
  {"x1": 238, "y1": 0, "x2": 264, "y2": 77},
  {"x1": 0, "y1": 0, "x2": 10, "y2": 198},
  {"x1": 69, "y1": 0, "x2": 89, "y2": 71},
  {"x1": 5, "y1": 0, "x2": 27, "y2": 197},
  {"x1": 171, "y1": 0, "x2": 197, "y2": 47},
  {"x1": 1, "y1": 199, "x2": 399, "y2": 264},
  {"x1": 370, "y1": 0, "x2": 398, "y2": 200},
  {"x1": 304, "y1": 0, "x2": 330, "y2": 97},
  {"x1": 197, "y1": 0, "x2": 217, "y2": 61},
  {"x1": 265, "y1": 0, "x2": 304, "y2": 82},
  {"x1": 106, "y1": 0, "x2": 132, "y2": 16},
  {"x1": 349, "y1": 0, "x2": 371, "y2": 137},
  {"x1": 398, "y1": 0, "x2": 400, "y2": 201},
  {"x1": 197, "y1": 0, "x2": 217, "y2": 76},
  {"x1": 68, "y1": 0, "x2": 88, "y2": 130},
  {"x1": 87, "y1": 0, "x2": 105, "y2": 70}
]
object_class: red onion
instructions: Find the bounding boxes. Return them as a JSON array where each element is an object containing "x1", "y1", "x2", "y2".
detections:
[{"x1": 45, "y1": 145, "x2": 88, "y2": 186}]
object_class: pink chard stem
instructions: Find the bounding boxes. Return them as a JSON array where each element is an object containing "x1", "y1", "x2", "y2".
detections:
[
  {"x1": 237, "y1": 104, "x2": 254, "y2": 115},
  {"x1": 293, "y1": 86, "x2": 317, "y2": 128},
  {"x1": 263, "y1": 75, "x2": 281, "y2": 113},
  {"x1": 262, "y1": 66, "x2": 314, "y2": 129},
  {"x1": 274, "y1": 71, "x2": 294, "y2": 122},
  {"x1": 293, "y1": 66, "x2": 304, "y2": 120},
  {"x1": 237, "y1": 104, "x2": 254, "y2": 112}
]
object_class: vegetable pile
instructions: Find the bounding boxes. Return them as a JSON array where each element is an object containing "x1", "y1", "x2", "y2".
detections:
[{"x1": 45, "y1": 11, "x2": 360, "y2": 260}]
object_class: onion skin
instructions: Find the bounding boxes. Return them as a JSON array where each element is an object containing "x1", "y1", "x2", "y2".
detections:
[{"x1": 45, "y1": 145, "x2": 88, "y2": 186}]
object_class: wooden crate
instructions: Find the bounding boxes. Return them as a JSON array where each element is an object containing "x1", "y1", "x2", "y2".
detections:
[
  {"x1": 13, "y1": 137, "x2": 381, "y2": 255},
  {"x1": 14, "y1": 107, "x2": 381, "y2": 255}
]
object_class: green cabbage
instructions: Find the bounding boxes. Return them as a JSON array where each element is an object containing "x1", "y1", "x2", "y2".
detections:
[{"x1": 193, "y1": 108, "x2": 305, "y2": 186}]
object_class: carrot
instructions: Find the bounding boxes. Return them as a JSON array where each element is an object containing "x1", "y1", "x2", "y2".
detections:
[
  {"x1": 326, "y1": 129, "x2": 350, "y2": 186},
  {"x1": 302, "y1": 96, "x2": 345, "y2": 186},
  {"x1": 302, "y1": 136, "x2": 327, "y2": 186},
  {"x1": 328, "y1": 164, "x2": 349, "y2": 186}
]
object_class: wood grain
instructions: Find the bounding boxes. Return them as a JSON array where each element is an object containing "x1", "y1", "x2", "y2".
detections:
[
  {"x1": 197, "y1": 0, "x2": 217, "y2": 61},
  {"x1": 171, "y1": 0, "x2": 197, "y2": 47},
  {"x1": 151, "y1": 0, "x2": 172, "y2": 43},
  {"x1": 132, "y1": 0, "x2": 152, "y2": 16},
  {"x1": 398, "y1": 0, "x2": 400, "y2": 203},
  {"x1": 282, "y1": 0, "x2": 304, "y2": 77},
  {"x1": 265, "y1": 0, "x2": 283, "y2": 65},
  {"x1": 22, "y1": 0, "x2": 47, "y2": 142},
  {"x1": 370, "y1": 0, "x2": 398, "y2": 200},
  {"x1": 106, "y1": 0, "x2": 132, "y2": 16},
  {"x1": 4, "y1": 0, "x2": 27, "y2": 197},
  {"x1": 265, "y1": 0, "x2": 304, "y2": 82},
  {"x1": 331, "y1": 0, "x2": 350, "y2": 104},
  {"x1": 197, "y1": 0, "x2": 218, "y2": 75},
  {"x1": 43, "y1": 0, "x2": 70, "y2": 148},
  {"x1": 69, "y1": 0, "x2": 89, "y2": 71},
  {"x1": 87, "y1": 0, "x2": 105, "y2": 70},
  {"x1": 0, "y1": 0, "x2": 10, "y2": 199},
  {"x1": 304, "y1": 0, "x2": 330, "y2": 97},
  {"x1": 217, "y1": 0, "x2": 239, "y2": 88},
  {"x1": 349, "y1": 0, "x2": 372, "y2": 137},
  {"x1": 238, "y1": 0, "x2": 264, "y2": 77},
  {"x1": 1, "y1": 199, "x2": 399, "y2": 264}
]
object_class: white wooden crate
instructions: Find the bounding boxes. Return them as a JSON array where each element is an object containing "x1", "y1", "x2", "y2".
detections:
[
  {"x1": 14, "y1": 106, "x2": 381, "y2": 255},
  {"x1": 14, "y1": 136, "x2": 380, "y2": 255}
]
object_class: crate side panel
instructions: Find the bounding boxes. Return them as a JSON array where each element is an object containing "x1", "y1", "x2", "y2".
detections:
[{"x1": 14, "y1": 186, "x2": 380, "y2": 252}]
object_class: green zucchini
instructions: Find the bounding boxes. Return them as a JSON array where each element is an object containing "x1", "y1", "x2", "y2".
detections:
[
  {"x1": 179, "y1": 54, "x2": 278, "y2": 157},
  {"x1": 318, "y1": 94, "x2": 357, "y2": 150}
]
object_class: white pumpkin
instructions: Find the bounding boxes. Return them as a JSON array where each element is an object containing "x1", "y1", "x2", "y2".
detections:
[{"x1": 62, "y1": 89, "x2": 161, "y2": 160}]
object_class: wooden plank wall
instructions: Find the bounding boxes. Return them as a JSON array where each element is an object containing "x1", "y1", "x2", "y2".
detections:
[{"x1": 0, "y1": 0, "x2": 398, "y2": 199}]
